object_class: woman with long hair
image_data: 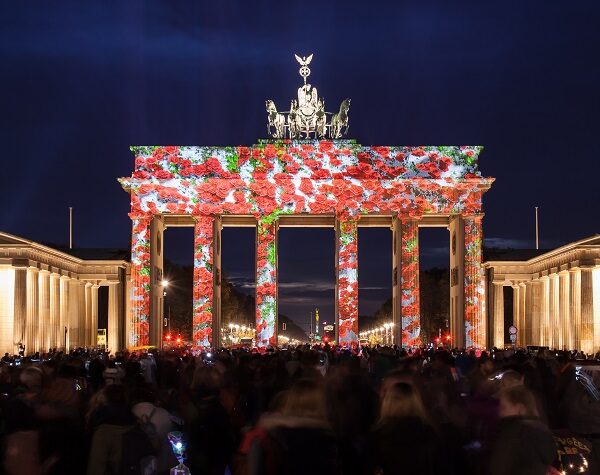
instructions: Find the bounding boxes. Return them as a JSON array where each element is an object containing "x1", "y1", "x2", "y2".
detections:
[
  {"x1": 488, "y1": 386, "x2": 556, "y2": 475},
  {"x1": 366, "y1": 381, "x2": 446, "y2": 475}
]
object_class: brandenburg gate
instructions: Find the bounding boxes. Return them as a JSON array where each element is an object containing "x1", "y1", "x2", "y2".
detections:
[{"x1": 119, "y1": 55, "x2": 494, "y2": 349}]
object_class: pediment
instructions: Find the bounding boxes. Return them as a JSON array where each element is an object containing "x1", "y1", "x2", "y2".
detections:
[{"x1": 0, "y1": 232, "x2": 30, "y2": 246}]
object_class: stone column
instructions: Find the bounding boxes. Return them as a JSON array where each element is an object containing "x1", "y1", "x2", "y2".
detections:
[
  {"x1": 539, "y1": 276, "x2": 550, "y2": 347},
  {"x1": 59, "y1": 276, "x2": 70, "y2": 350},
  {"x1": 493, "y1": 283, "x2": 504, "y2": 348},
  {"x1": 580, "y1": 268, "x2": 594, "y2": 354},
  {"x1": 524, "y1": 282, "x2": 533, "y2": 346},
  {"x1": 125, "y1": 271, "x2": 132, "y2": 351},
  {"x1": 91, "y1": 284, "x2": 99, "y2": 346},
  {"x1": 77, "y1": 281, "x2": 86, "y2": 347},
  {"x1": 84, "y1": 283, "x2": 92, "y2": 347},
  {"x1": 449, "y1": 216, "x2": 465, "y2": 349},
  {"x1": 212, "y1": 217, "x2": 222, "y2": 348},
  {"x1": 38, "y1": 270, "x2": 51, "y2": 353},
  {"x1": 399, "y1": 218, "x2": 421, "y2": 347},
  {"x1": 531, "y1": 280, "x2": 542, "y2": 346},
  {"x1": 511, "y1": 285, "x2": 520, "y2": 345},
  {"x1": 108, "y1": 282, "x2": 120, "y2": 352},
  {"x1": 25, "y1": 267, "x2": 39, "y2": 355},
  {"x1": 0, "y1": 267, "x2": 15, "y2": 355},
  {"x1": 463, "y1": 215, "x2": 486, "y2": 348},
  {"x1": 13, "y1": 267, "x2": 27, "y2": 354},
  {"x1": 256, "y1": 217, "x2": 279, "y2": 348},
  {"x1": 49, "y1": 273, "x2": 60, "y2": 350},
  {"x1": 518, "y1": 283, "x2": 527, "y2": 346},
  {"x1": 594, "y1": 268, "x2": 600, "y2": 351},
  {"x1": 335, "y1": 216, "x2": 358, "y2": 346},
  {"x1": 559, "y1": 271, "x2": 571, "y2": 350},
  {"x1": 193, "y1": 215, "x2": 215, "y2": 348},
  {"x1": 129, "y1": 215, "x2": 152, "y2": 348},
  {"x1": 549, "y1": 273, "x2": 560, "y2": 348},
  {"x1": 391, "y1": 219, "x2": 401, "y2": 345},
  {"x1": 569, "y1": 268, "x2": 581, "y2": 351},
  {"x1": 68, "y1": 279, "x2": 80, "y2": 349}
]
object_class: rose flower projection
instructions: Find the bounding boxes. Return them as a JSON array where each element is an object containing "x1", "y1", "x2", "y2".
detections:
[{"x1": 120, "y1": 141, "x2": 493, "y2": 349}]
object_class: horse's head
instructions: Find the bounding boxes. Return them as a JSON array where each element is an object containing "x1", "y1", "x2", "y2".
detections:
[
  {"x1": 266, "y1": 100, "x2": 276, "y2": 113},
  {"x1": 342, "y1": 98, "x2": 351, "y2": 112}
]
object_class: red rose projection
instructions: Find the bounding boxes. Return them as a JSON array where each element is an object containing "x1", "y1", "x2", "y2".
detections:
[{"x1": 121, "y1": 142, "x2": 492, "y2": 348}]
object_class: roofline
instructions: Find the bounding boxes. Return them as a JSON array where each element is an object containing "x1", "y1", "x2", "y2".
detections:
[
  {"x1": 0, "y1": 231, "x2": 129, "y2": 265},
  {"x1": 484, "y1": 234, "x2": 600, "y2": 266}
]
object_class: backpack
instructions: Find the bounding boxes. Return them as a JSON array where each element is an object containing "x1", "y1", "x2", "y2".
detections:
[{"x1": 119, "y1": 423, "x2": 158, "y2": 475}]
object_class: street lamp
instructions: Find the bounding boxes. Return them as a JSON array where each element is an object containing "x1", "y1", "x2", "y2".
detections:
[{"x1": 383, "y1": 323, "x2": 390, "y2": 344}]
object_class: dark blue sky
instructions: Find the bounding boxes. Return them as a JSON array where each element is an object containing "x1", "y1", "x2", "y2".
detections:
[{"x1": 2, "y1": 1, "x2": 599, "y2": 327}]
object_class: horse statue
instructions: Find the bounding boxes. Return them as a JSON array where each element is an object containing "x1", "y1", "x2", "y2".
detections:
[
  {"x1": 266, "y1": 100, "x2": 285, "y2": 138},
  {"x1": 288, "y1": 99, "x2": 300, "y2": 138},
  {"x1": 315, "y1": 98, "x2": 326, "y2": 138},
  {"x1": 330, "y1": 98, "x2": 350, "y2": 139}
]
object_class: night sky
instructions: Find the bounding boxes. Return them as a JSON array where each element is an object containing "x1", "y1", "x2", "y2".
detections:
[{"x1": 2, "y1": 1, "x2": 599, "y2": 331}]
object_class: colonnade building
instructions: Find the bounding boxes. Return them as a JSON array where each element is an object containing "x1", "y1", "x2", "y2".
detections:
[
  {"x1": 1, "y1": 229, "x2": 599, "y2": 354},
  {"x1": 485, "y1": 235, "x2": 600, "y2": 354},
  {"x1": 0, "y1": 231, "x2": 129, "y2": 355}
]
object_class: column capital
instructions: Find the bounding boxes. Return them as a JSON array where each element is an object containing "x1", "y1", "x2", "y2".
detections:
[
  {"x1": 193, "y1": 214, "x2": 216, "y2": 224},
  {"x1": 335, "y1": 212, "x2": 359, "y2": 223},
  {"x1": 128, "y1": 212, "x2": 154, "y2": 222},
  {"x1": 397, "y1": 214, "x2": 422, "y2": 222},
  {"x1": 539, "y1": 275, "x2": 549, "y2": 281},
  {"x1": 39, "y1": 269, "x2": 50, "y2": 275},
  {"x1": 462, "y1": 213, "x2": 485, "y2": 220}
]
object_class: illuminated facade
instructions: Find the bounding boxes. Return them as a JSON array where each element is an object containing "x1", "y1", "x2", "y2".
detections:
[
  {"x1": 0, "y1": 232, "x2": 129, "y2": 355},
  {"x1": 484, "y1": 236, "x2": 600, "y2": 354},
  {"x1": 120, "y1": 142, "x2": 493, "y2": 349}
]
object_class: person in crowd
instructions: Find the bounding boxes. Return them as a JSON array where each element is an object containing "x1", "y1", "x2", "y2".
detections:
[
  {"x1": 185, "y1": 364, "x2": 235, "y2": 475},
  {"x1": 130, "y1": 386, "x2": 178, "y2": 473},
  {"x1": 2, "y1": 342, "x2": 600, "y2": 474},
  {"x1": 245, "y1": 378, "x2": 339, "y2": 475},
  {"x1": 102, "y1": 360, "x2": 125, "y2": 385},
  {"x1": 488, "y1": 385, "x2": 556, "y2": 475},
  {"x1": 366, "y1": 380, "x2": 446, "y2": 474},
  {"x1": 87, "y1": 384, "x2": 155, "y2": 475}
]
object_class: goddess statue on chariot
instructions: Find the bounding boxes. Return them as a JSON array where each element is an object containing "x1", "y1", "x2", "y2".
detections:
[{"x1": 266, "y1": 54, "x2": 350, "y2": 140}]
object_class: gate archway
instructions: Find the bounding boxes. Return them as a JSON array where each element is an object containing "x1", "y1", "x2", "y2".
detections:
[{"x1": 120, "y1": 142, "x2": 493, "y2": 349}]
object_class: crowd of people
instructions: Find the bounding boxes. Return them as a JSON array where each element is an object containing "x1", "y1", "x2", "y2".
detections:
[{"x1": 0, "y1": 344, "x2": 598, "y2": 475}]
